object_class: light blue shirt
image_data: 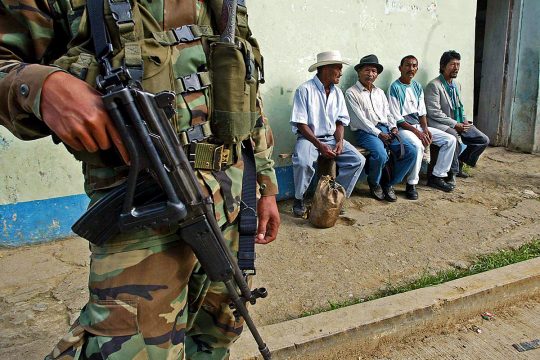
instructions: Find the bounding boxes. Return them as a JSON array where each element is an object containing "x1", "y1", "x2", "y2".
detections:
[{"x1": 290, "y1": 75, "x2": 350, "y2": 137}]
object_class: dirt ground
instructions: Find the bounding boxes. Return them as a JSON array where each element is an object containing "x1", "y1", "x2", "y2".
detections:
[{"x1": 0, "y1": 147, "x2": 539, "y2": 359}]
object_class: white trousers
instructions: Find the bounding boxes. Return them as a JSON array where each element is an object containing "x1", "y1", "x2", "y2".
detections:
[{"x1": 400, "y1": 125, "x2": 457, "y2": 184}]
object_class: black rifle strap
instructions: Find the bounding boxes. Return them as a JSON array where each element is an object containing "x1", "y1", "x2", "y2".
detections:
[
  {"x1": 87, "y1": 0, "x2": 111, "y2": 61},
  {"x1": 238, "y1": 139, "x2": 258, "y2": 273}
]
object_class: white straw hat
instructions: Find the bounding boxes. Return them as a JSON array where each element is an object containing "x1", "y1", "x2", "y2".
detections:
[{"x1": 308, "y1": 50, "x2": 349, "y2": 72}]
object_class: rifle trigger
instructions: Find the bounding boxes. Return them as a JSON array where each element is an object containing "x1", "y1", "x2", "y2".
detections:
[{"x1": 154, "y1": 91, "x2": 176, "y2": 119}]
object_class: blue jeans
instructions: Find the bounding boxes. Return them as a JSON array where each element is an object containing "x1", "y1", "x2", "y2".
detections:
[{"x1": 354, "y1": 124, "x2": 417, "y2": 187}]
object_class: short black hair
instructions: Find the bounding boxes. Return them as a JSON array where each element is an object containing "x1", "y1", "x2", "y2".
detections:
[
  {"x1": 400, "y1": 55, "x2": 418, "y2": 67},
  {"x1": 439, "y1": 50, "x2": 461, "y2": 73}
]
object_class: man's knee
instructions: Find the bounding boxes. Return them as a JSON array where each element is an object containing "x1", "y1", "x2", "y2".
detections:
[
  {"x1": 445, "y1": 127, "x2": 459, "y2": 139},
  {"x1": 442, "y1": 133, "x2": 457, "y2": 148},
  {"x1": 348, "y1": 151, "x2": 366, "y2": 169},
  {"x1": 369, "y1": 145, "x2": 388, "y2": 164},
  {"x1": 402, "y1": 140, "x2": 418, "y2": 161},
  {"x1": 480, "y1": 132, "x2": 490, "y2": 146},
  {"x1": 293, "y1": 154, "x2": 315, "y2": 170}
]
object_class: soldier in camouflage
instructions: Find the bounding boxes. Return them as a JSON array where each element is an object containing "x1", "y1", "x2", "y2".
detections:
[{"x1": 0, "y1": 0, "x2": 280, "y2": 359}]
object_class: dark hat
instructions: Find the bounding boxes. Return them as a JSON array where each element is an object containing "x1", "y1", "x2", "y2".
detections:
[{"x1": 354, "y1": 54, "x2": 384, "y2": 73}]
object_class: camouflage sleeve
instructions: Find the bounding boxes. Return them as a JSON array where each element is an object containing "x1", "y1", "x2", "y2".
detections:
[
  {"x1": 251, "y1": 93, "x2": 279, "y2": 197},
  {"x1": 0, "y1": 1, "x2": 64, "y2": 140}
]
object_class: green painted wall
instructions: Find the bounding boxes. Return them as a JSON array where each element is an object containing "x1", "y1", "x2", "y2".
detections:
[{"x1": 0, "y1": 0, "x2": 477, "y2": 205}]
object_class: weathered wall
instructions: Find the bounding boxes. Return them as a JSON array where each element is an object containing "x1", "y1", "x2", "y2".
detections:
[
  {"x1": 251, "y1": 0, "x2": 477, "y2": 159},
  {"x1": 508, "y1": 0, "x2": 540, "y2": 153},
  {"x1": 0, "y1": 0, "x2": 477, "y2": 245}
]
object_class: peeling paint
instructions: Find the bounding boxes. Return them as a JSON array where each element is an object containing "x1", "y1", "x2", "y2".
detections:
[
  {"x1": 0, "y1": 135, "x2": 12, "y2": 150},
  {"x1": 427, "y1": 2, "x2": 438, "y2": 20},
  {"x1": 50, "y1": 219, "x2": 60, "y2": 229},
  {"x1": 384, "y1": 0, "x2": 438, "y2": 20},
  {"x1": 385, "y1": 0, "x2": 420, "y2": 15},
  {"x1": 0, "y1": 194, "x2": 90, "y2": 246}
]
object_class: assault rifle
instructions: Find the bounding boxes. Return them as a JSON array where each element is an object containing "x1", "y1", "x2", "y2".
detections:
[
  {"x1": 72, "y1": 1, "x2": 271, "y2": 358},
  {"x1": 72, "y1": 84, "x2": 271, "y2": 359}
]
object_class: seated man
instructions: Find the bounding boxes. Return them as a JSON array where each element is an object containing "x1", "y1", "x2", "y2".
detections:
[
  {"x1": 387, "y1": 55, "x2": 456, "y2": 198},
  {"x1": 291, "y1": 50, "x2": 365, "y2": 217},
  {"x1": 425, "y1": 50, "x2": 490, "y2": 184},
  {"x1": 345, "y1": 54, "x2": 417, "y2": 202}
]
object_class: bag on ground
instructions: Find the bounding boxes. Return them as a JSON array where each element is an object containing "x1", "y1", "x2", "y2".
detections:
[{"x1": 309, "y1": 175, "x2": 345, "y2": 228}]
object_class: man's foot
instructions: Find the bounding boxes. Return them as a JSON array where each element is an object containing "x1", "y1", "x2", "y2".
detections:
[
  {"x1": 405, "y1": 184, "x2": 418, "y2": 200},
  {"x1": 457, "y1": 161, "x2": 470, "y2": 178},
  {"x1": 369, "y1": 183, "x2": 385, "y2": 201},
  {"x1": 427, "y1": 176, "x2": 454, "y2": 192},
  {"x1": 292, "y1": 199, "x2": 306, "y2": 217},
  {"x1": 383, "y1": 186, "x2": 397, "y2": 202}
]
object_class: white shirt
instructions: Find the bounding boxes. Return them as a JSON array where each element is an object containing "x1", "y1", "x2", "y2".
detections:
[
  {"x1": 387, "y1": 79, "x2": 427, "y2": 124},
  {"x1": 290, "y1": 75, "x2": 350, "y2": 137},
  {"x1": 345, "y1": 81, "x2": 397, "y2": 136}
]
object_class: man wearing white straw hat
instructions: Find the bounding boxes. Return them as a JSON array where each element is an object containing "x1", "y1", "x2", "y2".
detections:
[{"x1": 290, "y1": 50, "x2": 365, "y2": 217}]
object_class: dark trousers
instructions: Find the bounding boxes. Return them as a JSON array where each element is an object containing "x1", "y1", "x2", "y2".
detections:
[{"x1": 445, "y1": 124, "x2": 489, "y2": 172}]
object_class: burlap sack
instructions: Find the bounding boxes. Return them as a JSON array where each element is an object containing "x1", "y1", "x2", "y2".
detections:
[{"x1": 309, "y1": 175, "x2": 345, "y2": 228}]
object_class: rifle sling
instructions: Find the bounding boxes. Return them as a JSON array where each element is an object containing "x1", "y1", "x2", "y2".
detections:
[
  {"x1": 238, "y1": 139, "x2": 257, "y2": 273},
  {"x1": 87, "y1": 0, "x2": 110, "y2": 61}
]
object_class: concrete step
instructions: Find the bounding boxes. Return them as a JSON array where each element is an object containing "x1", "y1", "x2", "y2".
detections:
[{"x1": 231, "y1": 257, "x2": 540, "y2": 359}]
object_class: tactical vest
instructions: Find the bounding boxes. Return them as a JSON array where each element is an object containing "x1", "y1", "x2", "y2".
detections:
[{"x1": 49, "y1": 0, "x2": 264, "y2": 189}]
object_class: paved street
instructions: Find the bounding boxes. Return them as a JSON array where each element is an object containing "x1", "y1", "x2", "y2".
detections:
[{"x1": 368, "y1": 298, "x2": 540, "y2": 360}]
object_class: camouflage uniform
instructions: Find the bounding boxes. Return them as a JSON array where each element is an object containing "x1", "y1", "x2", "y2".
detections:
[{"x1": 0, "y1": 1, "x2": 278, "y2": 359}]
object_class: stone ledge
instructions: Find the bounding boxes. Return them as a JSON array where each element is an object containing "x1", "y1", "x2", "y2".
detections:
[{"x1": 232, "y1": 257, "x2": 540, "y2": 359}]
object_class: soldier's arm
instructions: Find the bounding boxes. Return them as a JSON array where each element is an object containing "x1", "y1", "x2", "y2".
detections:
[
  {"x1": 0, "y1": 0, "x2": 64, "y2": 139},
  {"x1": 251, "y1": 94, "x2": 278, "y2": 197},
  {"x1": 251, "y1": 94, "x2": 280, "y2": 244},
  {"x1": 0, "y1": 1, "x2": 129, "y2": 161}
]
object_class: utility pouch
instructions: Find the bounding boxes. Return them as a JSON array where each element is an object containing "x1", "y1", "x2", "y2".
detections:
[{"x1": 209, "y1": 40, "x2": 258, "y2": 144}]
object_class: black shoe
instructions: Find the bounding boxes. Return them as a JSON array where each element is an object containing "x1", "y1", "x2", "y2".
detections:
[
  {"x1": 446, "y1": 172, "x2": 457, "y2": 188},
  {"x1": 457, "y1": 161, "x2": 470, "y2": 178},
  {"x1": 405, "y1": 184, "x2": 418, "y2": 200},
  {"x1": 292, "y1": 199, "x2": 306, "y2": 217},
  {"x1": 427, "y1": 176, "x2": 454, "y2": 192},
  {"x1": 383, "y1": 186, "x2": 397, "y2": 202},
  {"x1": 369, "y1": 183, "x2": 385, "y2": 201}
]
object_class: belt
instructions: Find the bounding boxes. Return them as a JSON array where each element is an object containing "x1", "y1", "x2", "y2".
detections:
[
  {"x1": 179, "y1": 122, "x2": 236, "y2": 171},
  {"x1": 185, "y1": 142, "x2": 235, "y2": 171}
]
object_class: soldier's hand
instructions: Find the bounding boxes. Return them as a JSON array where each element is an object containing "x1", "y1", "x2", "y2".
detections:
[
  {"x1": 40, "y1": 72, "x2": 130, "y2": 164},
  {"x1": 256, "y1": 195, "x2": 280, "y2": 244}
]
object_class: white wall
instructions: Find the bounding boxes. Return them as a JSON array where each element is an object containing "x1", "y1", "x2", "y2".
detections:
[{"x1": 0, "y1": 0, "x2": 477, "y2": 205}]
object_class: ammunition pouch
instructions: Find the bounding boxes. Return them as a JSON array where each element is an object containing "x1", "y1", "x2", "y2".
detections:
[{"x1": 208, "y1": 38, "x2": 259, "y2": 144}]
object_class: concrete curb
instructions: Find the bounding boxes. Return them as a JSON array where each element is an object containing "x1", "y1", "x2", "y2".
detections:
[{"x1": 231, "y1": 257, "x2": 540, "y2": 359}]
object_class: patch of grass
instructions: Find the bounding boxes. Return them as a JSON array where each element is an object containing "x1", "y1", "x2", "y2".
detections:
[
  {"x1": 300, "y1": 240, "x2": 540, "y2": 318},
  {"x1": 461, "y1": 163, "x2": 472, "y2": 176}
]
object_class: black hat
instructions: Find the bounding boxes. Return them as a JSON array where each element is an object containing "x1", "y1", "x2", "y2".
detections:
[{"x1": 354, "y1": 54, "x2": 384, "y2": 73}]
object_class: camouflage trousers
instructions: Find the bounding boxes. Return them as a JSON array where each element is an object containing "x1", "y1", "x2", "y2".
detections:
[{"x1": 47, "y1": 224, "x2": 244, "y2": 360}]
